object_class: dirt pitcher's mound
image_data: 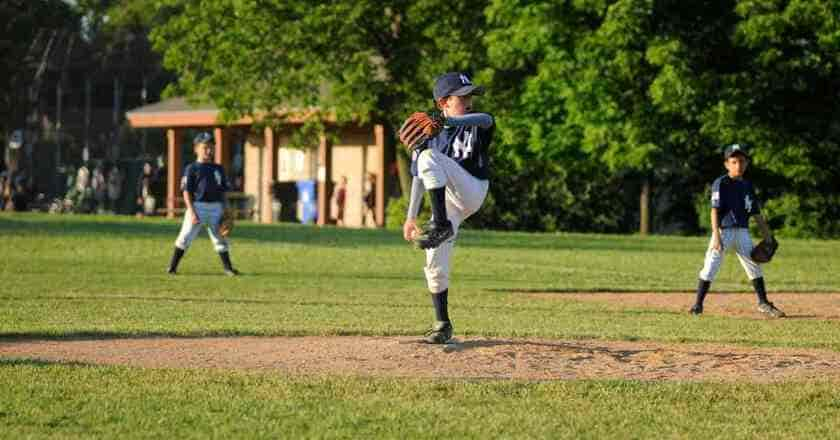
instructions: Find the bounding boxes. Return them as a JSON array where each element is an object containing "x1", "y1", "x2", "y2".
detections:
[{"x1": 3, "y1": 336, "x2": 840, "y2": 382}]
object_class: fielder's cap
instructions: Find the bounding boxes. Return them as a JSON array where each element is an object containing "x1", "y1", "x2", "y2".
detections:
[
  {"x1": 193, "y1": 131, "x2": 214, "y2": 145},
  {"x1": 433, "y1": 72, "x2": 485, "y2": 100},
  {"x1": 724, "y1": 143, "x2": 749, "y2": 159}
]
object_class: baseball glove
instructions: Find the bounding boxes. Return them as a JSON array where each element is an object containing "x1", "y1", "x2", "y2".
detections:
[
  {"x1": 751, "y1": 237, "x2": 778, "y2": 263},
  {"x1": 399, "y1": 111, "x2": 445, "y2": 151},
  {"x1": 218, "y1": 209, "x2": 235, "y2": 238}
]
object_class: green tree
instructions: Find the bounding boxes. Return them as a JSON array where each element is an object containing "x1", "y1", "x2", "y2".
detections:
[
  {"x1": 477, "y1": 0, "x2": 629, "y2": 232},
  {"x1": 705, "y1": 0, "x2": 840, "y2": 237},
  {"x1": 484, "y1": 0, "x2": 840, "y2": 237},
  {"x1": 0, "y1": 0, "x2": 78, "y2": 140},
  {"x1": 148, "y1": 0, "x2": 490, "y2": 195}
]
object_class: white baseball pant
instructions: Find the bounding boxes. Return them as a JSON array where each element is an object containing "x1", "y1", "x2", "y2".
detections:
[
  {"x1": 174, "y1": 201, "x2": 229, "y2": 253},
  {"x1": 416, "y1": 148, "x2": 489, "y2": 293},
  {"x1": 698, "y1": 227, "x2": 762, "y2": 282}
]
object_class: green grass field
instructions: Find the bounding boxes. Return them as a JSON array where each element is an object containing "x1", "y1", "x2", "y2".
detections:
[{"x1": 2, "y1": 213, "x2": 840, "y2": 438}]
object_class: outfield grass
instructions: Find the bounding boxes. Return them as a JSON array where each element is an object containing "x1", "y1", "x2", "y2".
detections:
[
  {"x1": 2, "y1": 213, "x2": 840, "y2": 438},
  {"x1": 1, "y1": 213, "x2": 839, "y2": 349},
  {"x1": 1, "y1": 360, "x2": 839, "y2": 439}
]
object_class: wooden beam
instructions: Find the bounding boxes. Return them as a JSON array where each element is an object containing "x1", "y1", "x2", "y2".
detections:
[
  {"x1": 374, "y1": 124, "x2": 386, "y2": 227},
  {"x1": 126, "y1": 108, "x2": 338, "y2": 129},
  {"x1": 213, "y1": 127, "x2": 224, "y2": 166},
  {"x1": 166, "y1": 128, "x2": 183, "y2": 219},
  {"x1": 317, "y1": 134, "x2": 332, "y2": 226},
  {"x1": 261, "y1": 126, "x2": 277, "y2": 224}
]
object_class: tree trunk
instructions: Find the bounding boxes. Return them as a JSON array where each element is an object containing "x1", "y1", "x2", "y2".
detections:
[
  {"x1": 396, "y1": 147, "x2": 411, "y2": 197},
  {"x1": 639, "y1": 178, "x2": 650, "y2": 236}
]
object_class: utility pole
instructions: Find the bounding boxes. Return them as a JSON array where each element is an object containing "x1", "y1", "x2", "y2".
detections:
[
  {"x1": 141, "y1": 75, "x2": 148, "y2": 156},
  {"x1": 84, "y1": 77, "x2": 92, "y2": 161},
  {"x1": 56, "y1": 33, "x2": 76, "y2": 169}
]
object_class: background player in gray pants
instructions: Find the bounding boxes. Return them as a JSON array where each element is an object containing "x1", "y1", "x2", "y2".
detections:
[
  {"x1": 167, "y1": 132, "x2": 239, "y2": 276},
  {"x1": 404, "y1": 72, "x2": 495, "y2": 344}
]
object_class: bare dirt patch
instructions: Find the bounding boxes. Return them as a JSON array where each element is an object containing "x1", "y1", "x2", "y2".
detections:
[
  {"x1": 3, "y1": 336, "x2": 840, "y2": 382},
  {"x1": 528, "y1": 292, "x2": 840, "y2": 320}
]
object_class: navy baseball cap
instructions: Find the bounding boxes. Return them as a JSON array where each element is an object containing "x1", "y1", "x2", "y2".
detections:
[
  {"x1": 433, "y1": 72, "x2": 485, "y2": 100},
  {"x1": 723, "y1": 143, "x2": 749, "y2": 159},
  {"x1": 193, "y1": 132, "x2": 214, "y2": 145}
]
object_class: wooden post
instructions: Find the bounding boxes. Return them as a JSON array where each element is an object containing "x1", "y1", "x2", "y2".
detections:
[
  {"x1": 261, "y1": 126, "x2": 276, "y2": 224},
  {"x1": 374, "y1": 124, "x2": 386, "y2": 227},
  {"x1": 166, "y1": 128, "x2": 183, "y2": 218},
  {"x1": 640, "y1": 178, "x2": 650, "y2": 236},
  {"x1": 213, "y1": 127, "x2": 230, "y2": 172},
  {"x1": 317, "y1": 133, "x2": 332, "y2": 225}
]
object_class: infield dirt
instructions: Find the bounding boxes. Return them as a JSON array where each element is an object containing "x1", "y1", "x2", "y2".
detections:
[{"x1": 3, "y1": 293, "x2": 839, "y2": 382}]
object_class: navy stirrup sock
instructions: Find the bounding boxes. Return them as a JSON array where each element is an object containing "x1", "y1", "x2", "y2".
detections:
[
  {"x1": 695, "y1": 279, "x2": 710, "y2": 306},
  {"x1": 431, "y1": 289, "x2": 449, "y2": 322},
  {"x1": 752, "y1": 277, "x2": 768, "y2": 303},
  {"x1": 429, "y1": 187, "x2": 448, "y2": 226}
]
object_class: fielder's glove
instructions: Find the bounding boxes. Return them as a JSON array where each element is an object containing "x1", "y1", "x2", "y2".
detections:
[
  {"x1": 751, "y1": 237, "x2": 778, "y2": 263},
  {"x1": 399, "y1": 111, "x2": 445, "y2": 151},
  {"x1": 218, "y1": 209, "x2": 235, "y2": 238}
]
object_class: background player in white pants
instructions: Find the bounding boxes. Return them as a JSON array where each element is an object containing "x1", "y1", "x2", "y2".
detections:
[
  {"x1": 403, "y1": 72, "x2": 495, "y2": 343},
  {"x1": 691, "y1": 144, "x2": 783, "y2": 317},
  {"x1": 167, "y1": 132, "x2": 240, "y2": 276}
]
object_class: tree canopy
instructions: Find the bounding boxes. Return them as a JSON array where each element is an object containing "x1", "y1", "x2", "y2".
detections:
[{"x1": 129, "y1": 0, "x2": 840, "y2": 236}]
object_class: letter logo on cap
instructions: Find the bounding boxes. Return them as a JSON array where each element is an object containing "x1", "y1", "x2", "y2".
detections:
[{"x1": 459, "y1": 74, "x2": 471, "y2": 85}]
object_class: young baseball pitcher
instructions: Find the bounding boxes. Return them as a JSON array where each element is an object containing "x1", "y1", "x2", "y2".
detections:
[
  {"x1": 399, "y1": 72, "x2": 495, "y2": 343},
  {"x1": 691, "y1": 144, "x2": 783, "y2": 317},
  {"x1": 166, "y1": 132, "x2": 240, "y2": 276}
]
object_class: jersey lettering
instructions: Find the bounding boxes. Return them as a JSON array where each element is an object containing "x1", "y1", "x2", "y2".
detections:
[{"x1": 451, "y1": 129, "x2": 474, "y2": 160}]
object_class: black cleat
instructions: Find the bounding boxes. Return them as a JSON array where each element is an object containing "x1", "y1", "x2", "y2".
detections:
[
  {"x1": 757, "y1": 301, "x2": 785, "y2": 318},
  {"x1": 689, "y1": 304, "x2": 703, "y2": 315},
  {"x1": 224, "y1": 268, "x2": 240, "y2": 277},
  {"x1": 167, "y1": 268, "x2": 177, "y2": 275},
  {"x1": 423, "y1": 321, "x2": 453, "y2": 344},
  {"x1": 413, "y1": 220, "x2": 454, "y2": 250}
]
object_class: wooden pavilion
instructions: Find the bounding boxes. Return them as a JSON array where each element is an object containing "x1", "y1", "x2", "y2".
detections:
[{"x1": 126, "y1": 97, "x2": 388, "y2": 227}]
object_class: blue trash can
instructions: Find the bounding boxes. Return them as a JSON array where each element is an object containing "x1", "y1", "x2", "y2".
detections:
[{"x1": 295, "y1": 180, "x2": 317, "y2": 224}]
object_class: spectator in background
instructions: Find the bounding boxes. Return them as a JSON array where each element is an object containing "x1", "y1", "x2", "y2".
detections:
[
  {"x1": 152, "y1": 155, "x2": 167, "y2": 202},
  {"x1": 0, "y1": 159, "x2": 7, "y2": 210},
  {"x1": 67, "y1": 164, "x2": 94, "y2": 213},
  {"x1": 334, "y1": 175, "x2": 348, "y2": 226},
  {"x1": 91, "y1": 162, "x2": 107, "y2": 213},
  {"x1": 106, "y1": 164, "x2": 124, "y2": 213},
  {"x1": 362, "y1": 172, "x2": 376, "y2": 227},
  {"x1": 136, "y1": 161, "x2": 157, "y2": 217},
  {"x1": 9, "y1": 168, "x2": 30, "y2": 211}
]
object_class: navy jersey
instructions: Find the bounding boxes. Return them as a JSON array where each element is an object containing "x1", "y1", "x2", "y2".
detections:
[
  {"x1": 411, "y1": 113, "x2": 494, "y2": 180},
  {"x1": 711, "y1": 175, "x2": 760, "y2": 228},
  {"x1": 181, "y1": 162, "x2": 230, "y2": 202}
]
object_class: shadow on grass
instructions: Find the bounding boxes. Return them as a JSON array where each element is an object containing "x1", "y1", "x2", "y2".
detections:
[
  {"x1": 486, "y1": 288, "x2": 695, "y2": 294},
  {"x1": 0, "y1": 358, "x2": 96, "y2": 368},
  {"x1": 495, "y1": 288, "x2": 840, "y2": 295},
  {"x1": 0, "y1": 295, "x2": 430, "y2": 308},
  {"x1": 0, "y1": 331, "x2": 261, "y2": 342},
  {"x1": 0, "y1": 213, "x2": 704, "y2": 252},
  {"x1": 0, "y1": 295, "x2": 577, "y2": 315},
  {"x1": 0, "y1": 215, "x2": 402, "y2": 248},
  {"x1": 0, "y1": 328, "x2": 423, "y2": 342}
]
